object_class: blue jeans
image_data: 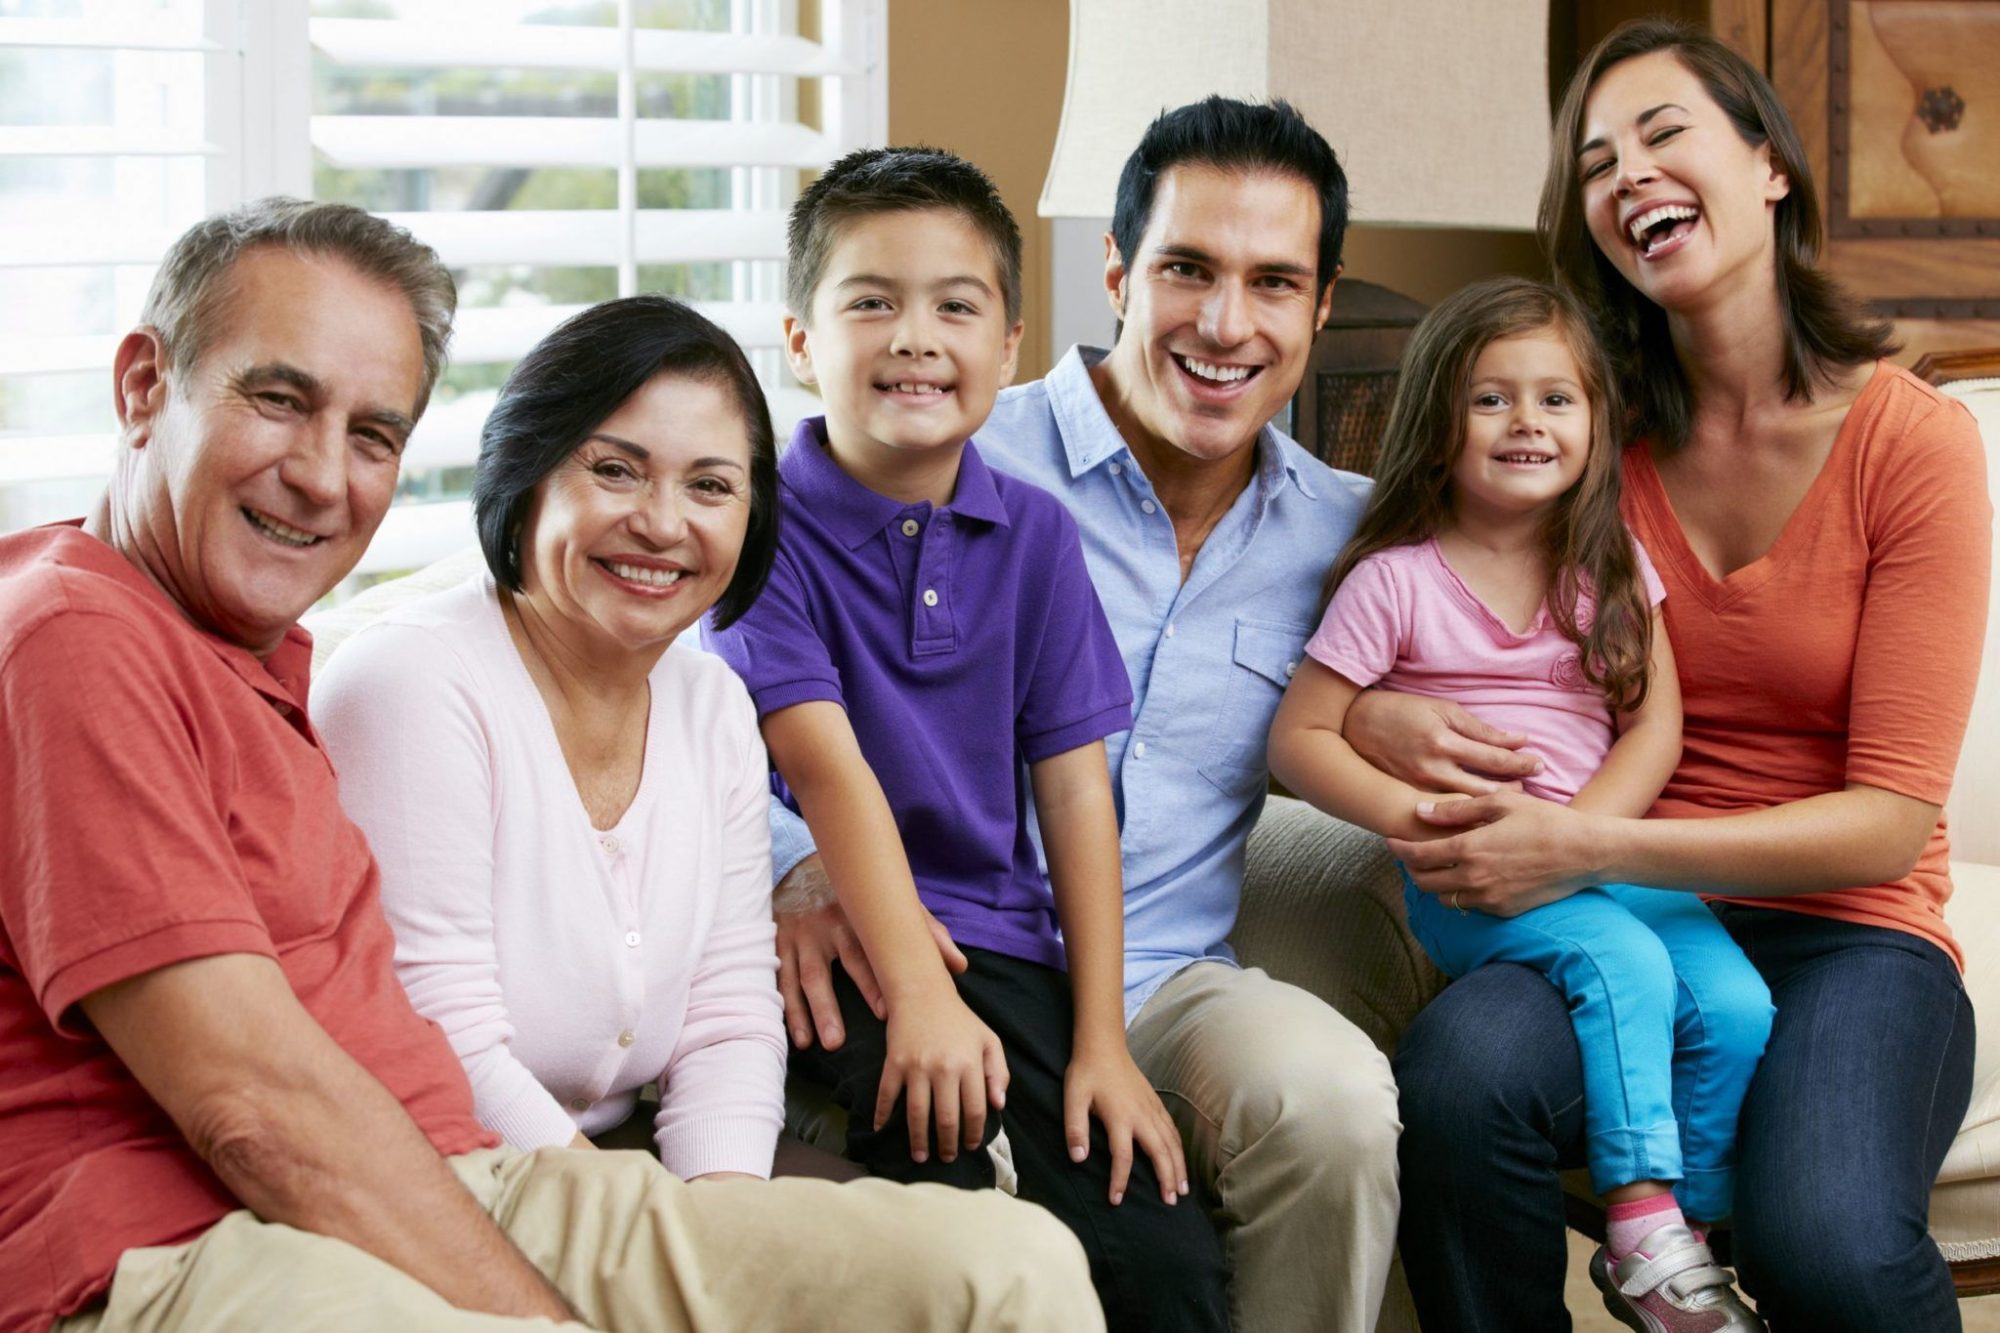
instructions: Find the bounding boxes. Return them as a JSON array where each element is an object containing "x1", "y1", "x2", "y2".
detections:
[
  {"x1": 1404, "y1": 875, "x2": 1772, "y2": 1219},
  {"x1": 1395, "y1": 903, "x2": 1976, "y2": 1332}
]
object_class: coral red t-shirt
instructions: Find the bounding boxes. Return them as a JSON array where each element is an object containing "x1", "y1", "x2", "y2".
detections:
[
  {"x1": 0, "y1": 525, "x2": 494, "y2": 1332},
  {"x1": 1621, "y1": 364, "x2": 1991, "y2": 968}
]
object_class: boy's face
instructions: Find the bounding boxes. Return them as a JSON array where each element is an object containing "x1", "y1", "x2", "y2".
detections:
[{"x1": 785, "y1": 208, "x2": 1023, "y2": 468}]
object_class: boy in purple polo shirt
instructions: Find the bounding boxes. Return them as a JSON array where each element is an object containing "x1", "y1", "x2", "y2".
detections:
[{"x1": 703, "y1": 148, "x2": 1228, "y2": 1331}]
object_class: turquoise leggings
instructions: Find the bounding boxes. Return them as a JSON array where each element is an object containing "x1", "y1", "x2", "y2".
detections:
[{"x1": 1402, "y1": 874, "x2": 1774, "y2": 1220}]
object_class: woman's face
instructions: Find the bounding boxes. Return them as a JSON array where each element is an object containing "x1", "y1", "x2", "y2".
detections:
[
  {"x1": 1575, "y1": 49, "x2": 1791, "y2": 314},
  {"x1": 518, "y1": 372, "x2": 753, "y2": 656}
]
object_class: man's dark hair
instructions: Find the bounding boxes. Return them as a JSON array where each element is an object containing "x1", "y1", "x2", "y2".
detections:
[
  {"x1": 472, "y1": 295, "x2": 778, "y2": 630},
  {"x1": 1112, "y1": 97, "x2": 1349, "y2": 299},
  {"x1": 786, "y1": 145, "x2": 1023, "y2": 324}
]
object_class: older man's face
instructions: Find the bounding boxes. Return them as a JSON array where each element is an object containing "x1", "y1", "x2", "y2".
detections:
[
  {"x1": 1100, "y1": 164, "x2": 1332, "y2": 471},
  {"x1": 120, "y1": 247, "x2": 425, "y2": 654}
]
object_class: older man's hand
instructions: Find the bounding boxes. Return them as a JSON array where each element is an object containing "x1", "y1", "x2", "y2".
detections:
[{"x1": 774, "y1": 855, "x2": 967, "y2": 1050}]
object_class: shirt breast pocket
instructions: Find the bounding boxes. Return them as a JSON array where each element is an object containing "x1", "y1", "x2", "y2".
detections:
[{"x1": 1196, "y1": 618, "x2": 1311, "y2": 795}]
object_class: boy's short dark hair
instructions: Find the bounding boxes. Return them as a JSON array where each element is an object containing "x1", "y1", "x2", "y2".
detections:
[
  {"x1": 1112, "y1": 97, "x2": 1349, "y2": 298},
  {"x1": 786, "y1": 146, "x2": 1023, "y2": 324}
]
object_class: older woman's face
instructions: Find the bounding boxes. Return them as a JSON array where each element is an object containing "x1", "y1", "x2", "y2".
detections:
[
  {"x1": 519, "y1": 372, "x2": 752, "y2": 654},
  {"x1": 1575, "y1": 50, "x2": 1790, "y2": 314}
]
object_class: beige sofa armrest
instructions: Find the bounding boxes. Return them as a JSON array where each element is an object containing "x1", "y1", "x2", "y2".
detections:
[{"x1": 1230, "y1": 795, "x2": 1447, "y2": 1057}]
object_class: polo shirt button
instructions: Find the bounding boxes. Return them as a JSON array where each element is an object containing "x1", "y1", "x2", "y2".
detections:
[
  {"x1": 922, "y1": 588, "x2": 939, "y2": 607},
  {"x1": 901, "y1": 518, "x2": 920, "y2": 537},
  {"x1": 624, "y1": 930, "x2": 642, "y2": 948},
  {"x1": 1133, "y1": 741, "x2": 1148, "y2": 758},
  {"x1": 618, "y1": 1029, "x2": 636, "y2": 1048},
  {"x1": 570, "y1": 1097, "x2": 589, "y2": 1111},
  {"x1": 1141, "y1": 499, "x2": 1157, "y2": 514}
]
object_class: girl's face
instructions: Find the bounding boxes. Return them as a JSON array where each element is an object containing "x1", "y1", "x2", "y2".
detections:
[
  {"x1": 1450, "y1": 329, "x2": 1592, "y2": 524},
  {"x1": 1575, "y1": 49, "x2": 1790, "y2": 315}
]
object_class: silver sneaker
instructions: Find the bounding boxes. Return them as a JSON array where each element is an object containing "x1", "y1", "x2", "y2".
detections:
[{"x1": 1589, "y1": 1223, "x2": 1766, "y2": 1333}]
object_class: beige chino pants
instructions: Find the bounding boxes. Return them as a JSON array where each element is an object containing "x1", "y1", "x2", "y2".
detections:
[
  {"x1": 1126, "y1": 962, "x2": 1408, "y2": 1333},
  {"x1": 56, "y1": 1146, "x2": 1101, "y2": 1333}
]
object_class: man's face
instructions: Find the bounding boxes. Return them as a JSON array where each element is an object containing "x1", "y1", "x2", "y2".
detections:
[
  {"x1": 116, "y1": 247, "x2": 425, "y2": 655},
  {"x1": 1098, "y1": 165, "x2": 1333, "y2": 472}
]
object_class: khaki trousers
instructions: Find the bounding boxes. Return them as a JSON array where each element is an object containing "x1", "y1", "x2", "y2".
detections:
[
  {"x1": 1126, "y1": 962, "x2": 1404, "y2": 1333},
  {"x1": 56, "y1": 1146, "x2": 1101, "y2": 1333}
]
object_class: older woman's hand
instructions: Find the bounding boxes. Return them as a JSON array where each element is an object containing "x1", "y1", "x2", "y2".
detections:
[
  {"x1": 1387, "y1": 791, "x2": 1610, "y2": 918},
  {"x1": 775, "y1": 856, "x2": 967, "y2": 1051}
]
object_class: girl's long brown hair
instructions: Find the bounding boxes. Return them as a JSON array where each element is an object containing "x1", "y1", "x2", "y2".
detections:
[{"x1": 1321, "y1": 277, "x2": 1654, "y2": 710}]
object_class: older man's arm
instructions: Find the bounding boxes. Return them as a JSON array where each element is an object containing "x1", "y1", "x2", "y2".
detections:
[{"x1": 81, "y1": 952, "x2": 584, "y2": 1326}]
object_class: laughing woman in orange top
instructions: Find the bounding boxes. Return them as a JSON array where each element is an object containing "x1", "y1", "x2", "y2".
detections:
[{"x1": 1370, "y1": 19, "x2": 1992, "y2": 1332}]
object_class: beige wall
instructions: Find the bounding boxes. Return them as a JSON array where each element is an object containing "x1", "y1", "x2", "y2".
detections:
[{"x1": 887, "y1": 0, "x2": 1069, "y2": 380}]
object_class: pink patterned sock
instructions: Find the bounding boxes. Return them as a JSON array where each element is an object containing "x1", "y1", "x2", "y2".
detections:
[{"x1": 1607, "y1": 1192, "x2": 1684, "y2": 1262}]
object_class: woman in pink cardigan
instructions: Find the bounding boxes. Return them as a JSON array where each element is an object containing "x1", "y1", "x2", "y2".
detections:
[{"x1": 318, "y1": 296, "x2": 786, "y2": 1180}]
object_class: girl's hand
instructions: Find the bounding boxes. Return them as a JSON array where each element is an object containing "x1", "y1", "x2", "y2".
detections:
[
  {"x1": 879, "y1": 991, "x2": 1008, "y2": 1166},
  {"x1": 1387, "y1": 791, "x2": 1607, "y2": 917},
  {"x1": 1345, "y1": 688, "x2": 1545, "y2": 795},
  {"x1": 1063, "y1": 1045, "x2": 1189, "y2": 1206}
]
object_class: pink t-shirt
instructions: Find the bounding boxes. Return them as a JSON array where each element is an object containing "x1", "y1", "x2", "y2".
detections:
[{"x1": 1305, "y1": 538, "x2": 1667, "y2": 804}]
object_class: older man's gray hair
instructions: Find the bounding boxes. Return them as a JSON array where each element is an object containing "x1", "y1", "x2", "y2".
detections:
[{"x1": 140, "y1": 196, "x2": 457, "y2": 417}]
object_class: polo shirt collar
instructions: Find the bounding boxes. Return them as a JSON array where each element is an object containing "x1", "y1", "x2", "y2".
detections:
[
  {"x1": 781, "y1": 416, "x2": 1010, "y2": 550},
  {"x1": 1046, "y1": 344, "x2": 1318, "y2": 503}
]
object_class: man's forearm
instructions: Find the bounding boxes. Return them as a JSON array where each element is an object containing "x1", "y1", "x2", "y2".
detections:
[{"x1": 83, "y1": 955, "x2": 582, "y2": 1325}]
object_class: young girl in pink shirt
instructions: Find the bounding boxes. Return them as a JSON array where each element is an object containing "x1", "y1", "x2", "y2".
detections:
[{"x1": 1270, "y1": 277, "x2": 1769, "y2": 1332}]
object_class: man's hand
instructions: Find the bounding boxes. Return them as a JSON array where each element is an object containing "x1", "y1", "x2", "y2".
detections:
[
  {"x1": 877, "y1": 990, "x2": 1008, "y2": 1165},
  {"x1": 1387, "y1": 790, "x2": 1603, "y2": 917},
  {"x1": 1063, "y1": 1044, "x2": 1188, "y2": 1207},
  {"x1": 774, "y1": 856, "x2": 966, "y2": 1051},
  {"x1": 1344, "y1": 689, "x2": 1544, "y2": 795}
]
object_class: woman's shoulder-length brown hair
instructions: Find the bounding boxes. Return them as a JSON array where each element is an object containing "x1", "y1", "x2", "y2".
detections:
[{"x1": 1537, "y1": 18, "x2": 1895, "y2": 451}]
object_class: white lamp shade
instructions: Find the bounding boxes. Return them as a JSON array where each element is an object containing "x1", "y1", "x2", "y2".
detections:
[{"x1": 1039, "y1": 0, "x2": 1551, "y2": 230}]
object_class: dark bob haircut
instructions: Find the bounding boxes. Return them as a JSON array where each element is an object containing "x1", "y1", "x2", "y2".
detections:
[
  {"x1": 1112, "y1": 96, "x2": 1349, "y2": 300},
  {"x1": 471, "y1": 294, "x2": 778, "y2": 630},
  {"x1": 786, "y1": 145, "x2": 1023, "y2": 324},
  {"x1": 1540, "y1": 19, "x2": 1895, "y2": 450}
]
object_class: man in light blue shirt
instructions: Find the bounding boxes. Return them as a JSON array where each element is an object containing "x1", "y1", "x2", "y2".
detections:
[{"x1": 771, "y1": 99, "x2": 1399, "y2": 1332}]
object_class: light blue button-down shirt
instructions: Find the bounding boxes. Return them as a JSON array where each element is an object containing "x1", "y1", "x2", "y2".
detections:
[{"x1": 771, "y1": 345, "x2": 1372, "y2": 1022}]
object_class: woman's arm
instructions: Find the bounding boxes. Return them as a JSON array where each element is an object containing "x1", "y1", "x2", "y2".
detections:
[
  {"x1": 315, "y1": 621, "x2": 581, "y2": 1150},
  {"x1": 1269, "y1": 660, "x2": 1459, "y2": 841},
  {"x1": 1567, "y1": 607, "x2": 1681, "y2": 818},
  {"x1": 652, "y1": 691, "x2": 786, "y2": 1180}
]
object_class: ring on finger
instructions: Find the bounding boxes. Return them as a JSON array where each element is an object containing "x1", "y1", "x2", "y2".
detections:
[{"x1": 1449, "y1": 890, "x2": 1468, "y2": 915}]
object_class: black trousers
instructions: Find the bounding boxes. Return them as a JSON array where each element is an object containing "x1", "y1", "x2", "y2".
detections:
[{"x1": 793, "y1": 946, "x2": 1230, "y2": 1333}]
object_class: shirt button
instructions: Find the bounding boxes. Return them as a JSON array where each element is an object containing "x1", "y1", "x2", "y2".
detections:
[
  {"x1": 570, "y1": 1096, "x2": 589, "y2": 1111},
  {"x1": 1109, "y1": 462, "x2": 1123, "y2": 476},
  {"x1": 1286, "y1": 660, "x2": 1298, "y2": 678},
  {"x1": 1141, "y1": 499, "x2": 1157, "y2": 514},
  {"x1": 618, "y1": 1029, "x2": 636, "y2": 1048},
  {"x1": 922, "y1": 588, "x2": 939, "y2": 607},
  {"x1": 1165, "y1": 622, "x2": 1176, "y2": 638},
  {"x1": 624, "y1": 930, "x2": 642, "y2": 948},
  {"x1": 1133, "y1": 741, "x2": 1148, "y2": 758},
  {"x1": 901, "y1": 518, "x2": 920, "y2": 537}
]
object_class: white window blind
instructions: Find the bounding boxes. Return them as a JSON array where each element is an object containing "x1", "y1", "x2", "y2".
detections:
[
  {"x1": 308, "y1": 0, "x2": 885, "y2": 580},
  {"x1": 0, "y1": 0, "x2": 308, "y2": 532},
  {"x1": 0, "y1": 0, "x2": 887, "y2": 589}
]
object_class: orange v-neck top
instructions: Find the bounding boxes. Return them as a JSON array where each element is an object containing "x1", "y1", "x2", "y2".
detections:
[{"x1": 1620, "y1": 363, "x2": 1990, "y2": 969}]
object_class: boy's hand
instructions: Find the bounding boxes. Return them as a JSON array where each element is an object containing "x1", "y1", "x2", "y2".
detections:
[
  {"x1": 1063, "y1": 1045, "x2": 1189, "y2": 1207},
  {"x1": 878, "y1": 991, "x2": 1008, "y2": 1166},
  {"x1": 775, "y1": 873, "x2": 968, "y2": 1051}
]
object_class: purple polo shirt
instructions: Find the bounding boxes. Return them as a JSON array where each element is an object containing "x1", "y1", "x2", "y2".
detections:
[{"x1": 704, "y1": 418, "x2": 1131, "y2": 969}]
